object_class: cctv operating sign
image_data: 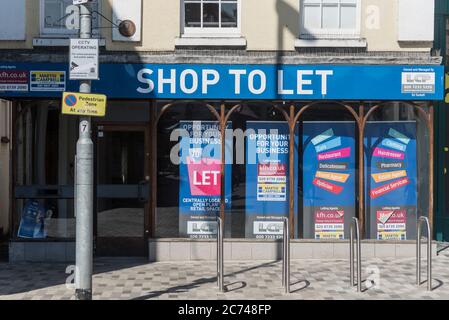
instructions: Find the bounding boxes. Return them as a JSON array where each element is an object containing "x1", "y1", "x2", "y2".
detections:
[{"x1": 69, "y1": 39, "x2": 99, "y2": 80}]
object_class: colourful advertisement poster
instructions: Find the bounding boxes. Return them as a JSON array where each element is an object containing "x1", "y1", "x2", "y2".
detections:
[
  {"x1": 303, "y1": 122, "x2": 356, "y2": 240},
  {"x1": 178, "y1": 121, "x2": 232, "y2": 238},
  {"x1": 30, "y1": 71, "x2": 66, "y2": 92},
  {"x1": 376, "y1": 209, "x2": 406, "y2": 240},
  {"x1": 314, "y1": 208, "x2": 345, "y2": 240},
  {"x1": 245, "y1": 122, "x2": 298, "y2": 239},
  {"x1": 0, "y1": 70, "x2": 28, "y2": 91},
  {"x1": 365, "y1": 121, "x2": 417, "y2": 240}
]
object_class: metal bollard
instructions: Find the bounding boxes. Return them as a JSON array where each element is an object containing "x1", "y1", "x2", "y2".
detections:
[{"x1": 416, "y1": 216, "x2": 432, "y2": 291}]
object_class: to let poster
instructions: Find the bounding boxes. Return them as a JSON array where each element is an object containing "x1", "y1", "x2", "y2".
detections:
[
  {"x1": 302, "y1": 122, "x2": 356, "y2": 240},
  {"x1": 178, "y1": 121, "x2": 232, "y2": 238},
  {"x1": 364, "y1": 121, "x2": 417, "y2": 240},
  {"x1": 245, "y1": 121, "x2": 298, "y2": 239}
]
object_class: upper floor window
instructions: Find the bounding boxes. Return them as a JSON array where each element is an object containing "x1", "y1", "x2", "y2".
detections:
[
  {"x1": 40, "y1": 0, "x2": 100, "y2": 37},
  {"x1": 182, "y1": 0, "x2": 240, "y2": 35},
  {"x1": 300, "y1": 0, "x2": 360, "y2": 39}
]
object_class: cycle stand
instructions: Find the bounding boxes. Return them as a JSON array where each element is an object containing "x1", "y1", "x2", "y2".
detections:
[
  {"x1": 416, "y1": 216, "x2": 432, "y2": 291},
  {"x1": 217, "y1": 217, "x2": 224, "y2": 292},
  {"x1": 281, "y1": 217, "x2": 290, "y2": 294},
  {"x1": 349, "y1": 217, "x2": 362, "y2": 292}
]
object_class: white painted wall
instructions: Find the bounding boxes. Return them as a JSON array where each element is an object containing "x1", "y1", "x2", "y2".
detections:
[
  {"x1": 0, "y1": 99, "x2": 11, "y2": 236},
  {"x1": 112, "y1": 0, "x2": 142, "y2": 42},
  {"x1": 0, "y1": 0, "x2": 436, "y2": 52},
  {"x1": 398, "y1": 0, "x2": 434, "y2": 41}
]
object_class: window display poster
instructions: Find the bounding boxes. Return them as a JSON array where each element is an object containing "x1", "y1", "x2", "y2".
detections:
[
  {"x1": 17, "y1": 200, "x2": 47, "y2": 239},
  {"x1": 364, "y1": 121, "x2": 417, "y2": 240},
  {"x1": 302, "y1": 122, "x2": 356, "y2": 239},
  {"x1": 245, "y1": 121, "x2": 298, "y2": 239},
  {"x1": 178, "y1": 121, "x2": 232, "y2": 239}
]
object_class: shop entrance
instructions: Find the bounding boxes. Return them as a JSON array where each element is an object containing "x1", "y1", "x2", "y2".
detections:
[{"x1": 94, "y1": 124, "x2": 150, "y2": 256}]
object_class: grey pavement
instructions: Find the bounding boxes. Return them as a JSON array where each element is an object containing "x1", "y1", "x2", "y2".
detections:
[{"x1": 1, "y1": 247, "x2": 449, "y2": 300}]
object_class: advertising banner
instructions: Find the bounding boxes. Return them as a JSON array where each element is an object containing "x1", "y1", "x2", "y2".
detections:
[
  {"x1": 245, "y1": 121, "x2": 298, "y2": 239},
  {"x1": 0, "y1": 69, "x2": 28, "y2": 91},
  {"x1": 30, "y1": 71, "x2": 65, "y2": 92},
  {"x1": 178, "y1": 121, "x2": 232, "y2": 238},
  {"x1": 302, "y1": 122, "x2": 356, "y2": 240},
  {"x1": 0, "y1": 63, "x2": 444, "y2": 100},
  {"x1": 364, "y1": 121, "x2": 417, "y2": 240}
]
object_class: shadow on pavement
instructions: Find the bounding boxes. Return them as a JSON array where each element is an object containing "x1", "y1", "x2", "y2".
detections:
[
  {"x1": 0, "y1": 257, "x2": 148, "y2": 295},
  {"x1": 131, "y1": 260, "x2": 280, "y2": 300}
]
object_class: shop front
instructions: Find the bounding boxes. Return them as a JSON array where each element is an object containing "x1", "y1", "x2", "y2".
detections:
[{"x1": 1, "y1": 62, "x2": 444, "y2": 261}]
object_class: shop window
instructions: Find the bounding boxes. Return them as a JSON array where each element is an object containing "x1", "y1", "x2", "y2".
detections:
[
  {"x1": 362, "y1": 102, "x2": 430, "y2": 241},
  {"x1": 14, "y1": 101, "x2": 78, "y2": 240},
  {"x1": 300, "y1": 0, "x2": 360, "y2": 39},
  {"x1": 154, "y1": 101, "x2": 430, "y2": 241},
  {"x1": 182, "y1": 0, "x2": 240, "y2": 36},
  {"x1": 40, "y1": 0, "x2": 100, "y2": 36},
  {"x1": 155, "y1": 101, "x2": 222, "y2": 238}
]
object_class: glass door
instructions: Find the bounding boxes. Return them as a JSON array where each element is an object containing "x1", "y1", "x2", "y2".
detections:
[{"x1": 95, "y1": 124, "x2": 150, "y2": 256}]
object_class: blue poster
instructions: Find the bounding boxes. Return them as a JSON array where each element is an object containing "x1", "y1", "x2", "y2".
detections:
[
  {"x1": 17, "y1": 200, "x2": 47, "y2": 239},
  {"x1": 302, "y1": 122, "x2": 356, "y2": 240},
  {"x1": 364, "y1": 121, "x2": 418, "y2": 240},
  {"x1": 245, "y1": 121, "x2": 298, "y2": 239},
  {"x1": 178, "y1": 121, "x2": 232, "y2": 238}
]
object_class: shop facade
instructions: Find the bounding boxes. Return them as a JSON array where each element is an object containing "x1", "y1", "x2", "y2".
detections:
[{"x1": 0, "y1": 60, "x2": 444, "y2": 261}]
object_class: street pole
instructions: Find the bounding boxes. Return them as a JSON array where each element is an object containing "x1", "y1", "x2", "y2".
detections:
[{"x1": 75, "y1": 2, "x2": 93, "y2": 300}]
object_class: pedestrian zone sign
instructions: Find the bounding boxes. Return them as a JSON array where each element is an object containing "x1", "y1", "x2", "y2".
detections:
[{"x1": 62, "y1": 92, "x2": 106, "y2": 117}]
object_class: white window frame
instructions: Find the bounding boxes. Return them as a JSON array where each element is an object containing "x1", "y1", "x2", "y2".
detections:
[
  {"x1": 299, "y1": 0, "x2": 361, "y2": 39},
  {"x1": 181, "y1": 0, "x2": 241, "y2": 37},
  {"x1": 39, "y1": 0, "x2": 101, "y2": 37}
]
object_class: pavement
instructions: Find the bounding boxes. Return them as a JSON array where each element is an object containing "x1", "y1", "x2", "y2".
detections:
[{"x1": 1, "y1": 246, "x2": 449, "y2": 300}]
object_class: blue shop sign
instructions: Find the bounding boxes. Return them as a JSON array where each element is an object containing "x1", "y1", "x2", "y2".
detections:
[{"x1": 0, "y1": 63, "x2": 444, "y2": 100}]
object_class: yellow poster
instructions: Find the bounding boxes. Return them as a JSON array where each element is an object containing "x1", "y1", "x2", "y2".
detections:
[
  {"x1": 256, "y1": 183, "x2": 286, "y2": 201},
  {"x1": 314, "y1": 230, "x2": 344, "y2": 240},
  {"x1": 371, "y1": 170, "x2": 407, "y2": 183},
  {"x1": 315, "y1": 171, "x2": 350, "y2": 183},
  {"x1": 62, "y1": 92, "x2": 106, "y2": 117}
]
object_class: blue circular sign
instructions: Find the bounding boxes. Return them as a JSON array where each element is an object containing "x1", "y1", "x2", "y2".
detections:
[{"x1": 65, "y1": 94, "x2": 77, "y2": 107}]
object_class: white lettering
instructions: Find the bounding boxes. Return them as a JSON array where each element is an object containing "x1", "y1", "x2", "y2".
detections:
[
  {"x1": 248, "y1": 70, "x2": 266, "y2": 95},
  {"x1": 277, "y1": 70, "x2": 293, "y2": 95},
  {"x1": 180, "y1": 69, "x2": 198, "y2": 94},
  {"x1": 202, "y1": 69, "x2": 219, "y2": 94},
  {"x1": 137, "y1": 68, "x2": 154, "y2": 94},
  {"x1": 315, "y1": 70, "x2": 333, "y2": 95},
  {"x1": 229, "y1": 69, "x2": 246, "y2": 94},
  {"x1": 297, "y1": 70, "x2": 314, "y2": 95},
  {"x1": 158, "y1": 69, "x2": 176, "y2": 94},
  {"x1": 193, "y1": 171, "x2": 220, "y2": 186}
]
